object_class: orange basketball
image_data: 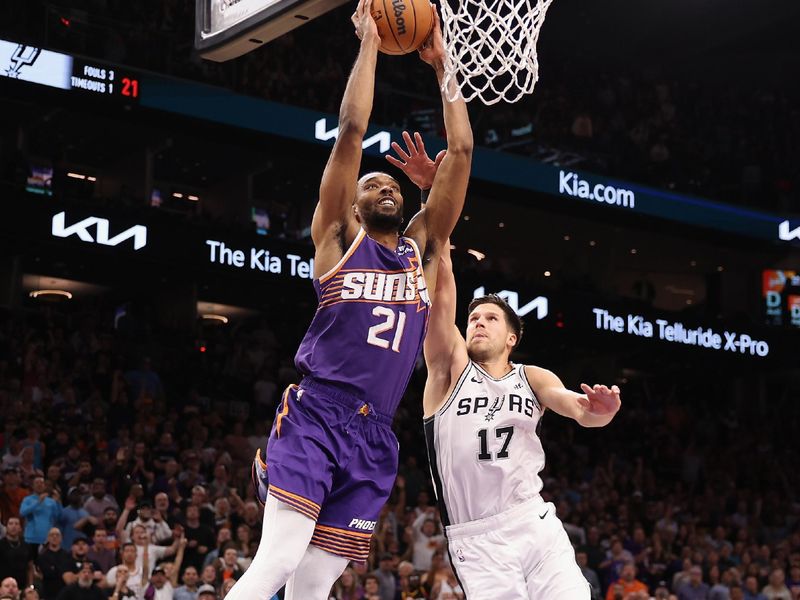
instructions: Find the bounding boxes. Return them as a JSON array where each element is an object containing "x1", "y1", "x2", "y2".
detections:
[{"x1": 371, "y1": 0, "x2": 434, "y2": 55}]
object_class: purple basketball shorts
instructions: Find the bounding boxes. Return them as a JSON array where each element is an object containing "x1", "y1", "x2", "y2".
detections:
[{"x1": 251, "y1": 376, "x2": 399, "y2": 562}]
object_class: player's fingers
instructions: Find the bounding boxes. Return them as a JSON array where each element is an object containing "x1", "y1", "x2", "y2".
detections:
[
  {"x1": 580, "y1": 383, "x2": 593, "y2": 395},
  {"x1": 391, "y1": 141, "x2": 411, "y2": 161},
  {"x1": 434, "y1": 150, "x2": 447, "y2": 167},
  {"x1": 402, "y1": 131, "x2": 416, "y2": 154},
  {"x1": 611, "y1": 385, "x2": 621, "y2": 395},
  {"x1": 577, "y1": 395, "x2": 591, "y2": 409},
  {"x1": 385, "y1": 155, "x2": 405, "y2": 169},
  {"x1": 414, "y1": 132, "x2": 426, "y2": 153}
]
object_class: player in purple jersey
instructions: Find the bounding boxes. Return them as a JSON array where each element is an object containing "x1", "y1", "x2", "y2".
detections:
[{"x1": 225, "y1": 3, "x2": 472, "y2": 600}]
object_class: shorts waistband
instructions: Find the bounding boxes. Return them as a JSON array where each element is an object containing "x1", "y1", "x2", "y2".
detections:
[
  {"x1": 445, "y1": 495, "x2": 547, "y2": 540},
  {"x1": 299, "y1": 377, "x2": 393, "y2": 426}
]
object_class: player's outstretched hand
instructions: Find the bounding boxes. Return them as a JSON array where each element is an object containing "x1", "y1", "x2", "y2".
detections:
[
  {"x1": 418, "y1": 4, "x2": 446, "y2": 68},
  {"x1": 578, "y1": 384, "x2": 621, "y2": 416},
  {"x1": 386, "y1": 131, "x2": 446, "y2": 191},
  {"x1": 351, "y1": 0, "x2": 380, "y2": 44}
]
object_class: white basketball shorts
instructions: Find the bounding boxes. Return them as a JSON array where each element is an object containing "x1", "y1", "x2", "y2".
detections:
[{"x1": 445, "y1": 496, "x2": 590, "y2": 599}]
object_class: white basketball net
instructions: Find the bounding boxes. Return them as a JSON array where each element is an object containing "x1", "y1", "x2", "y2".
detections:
[{"x1": 439, "y1": 0, "x2": 554, "y2": 105}]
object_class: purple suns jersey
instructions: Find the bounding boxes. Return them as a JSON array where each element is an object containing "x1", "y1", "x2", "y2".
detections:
[{"x1": 295, "y1": 228, "x2": 431, "y2": 416}]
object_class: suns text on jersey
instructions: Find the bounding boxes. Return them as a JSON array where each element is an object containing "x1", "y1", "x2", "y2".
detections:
[{"x1": 340, "y1": 270, "x2": 430, "y2": 304}]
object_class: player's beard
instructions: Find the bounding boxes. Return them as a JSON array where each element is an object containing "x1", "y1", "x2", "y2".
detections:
[
  {"x1": 362, "y1": 206, "x2": 403, "y2": 233},
  {"x1": 466, "y1": 339, "x2": 495, "y2": 363}
]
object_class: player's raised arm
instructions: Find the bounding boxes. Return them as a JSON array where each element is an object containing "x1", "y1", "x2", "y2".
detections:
[
  {"x1": 386, "y1": 132, "x2": 465, "y2": 412},
  {"x1": 422, "y1": 246, "x2": 469, "y2": 414},
  {"x1": 404, "y1": 7, "x2": 473, "y2": 262},
  {"x1": 312, "y1": 0, "x2": 381, "y2": 263},
  {"x1": 525, "y1": 366, "x2": 622, "y2": 428}
]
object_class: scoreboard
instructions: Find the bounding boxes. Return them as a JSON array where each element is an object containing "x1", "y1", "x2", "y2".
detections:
[{"x1": 0, "y1": 39, "x2": 140, "y2": 102}]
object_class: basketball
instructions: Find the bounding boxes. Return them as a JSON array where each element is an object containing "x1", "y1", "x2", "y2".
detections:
[{"x1": 371, "y1": 0, "x2": 434, "y2": 55}]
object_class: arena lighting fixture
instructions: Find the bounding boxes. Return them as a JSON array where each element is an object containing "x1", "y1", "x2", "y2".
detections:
[
  {"x1": 467, "y1": 249, "x2": 485, "y2": 261},
  {"x1": 67, "y1": 172, "x2": 85, "y2": 179},
  {"x1": 187, "y1": 195, "x2": 199, "y2": 201},
  {"x1": 498, "y1": 222, "x2": 505, "y2": 228},
  {"x1": 201, "y1": 313, "x2": 229, "y2": 324},
  {"x1": 630, "y1": 248, "x2": 638, "y2": 255},
  {"x1": 172, "y1": 192, "x2": 184, "y2": 198},
  {"x1": 544, "y1": 271, "x2": 551, "y2": 277},
  {"x1": 29, "y1": 289, "x2": 73, "y2": 300},
  {"x1": 717, "y1": 266, "x2": 724, "y2": 272},
  {"x1": 563, "y1": 235, "x2": 570, "y2": 241},
  {"x1": 589, "y1": 240, "x2": 596, "y2": 247},
  {"x1": 463, "y1": 215, "x2": 471, "y2": 221}
]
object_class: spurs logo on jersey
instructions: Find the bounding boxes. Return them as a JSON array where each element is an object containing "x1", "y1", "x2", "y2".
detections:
[
  {"x1": 340, "y1": 265, "x2": 430, "y2": 305},
  {"x1": 424, "y1": 361, "x2": 546, "y2": 526}
]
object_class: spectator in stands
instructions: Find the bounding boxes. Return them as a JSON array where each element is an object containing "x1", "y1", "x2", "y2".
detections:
[
  {"x1": 118, "y1": 498, "x2": 171, "y2": 544},
  {"x1": 0, "y1": 517, "x2": 29, "y2": 588},
  {"x1": 202, "y1": 528, "x2": 232, "y2": 568},
  {"x1": 174, "y1": 566, "x2": 200, "y2": 600},
  {"x1": 183, "y1": 505, "x2": 215, "y2": 571},
  {"x1": 232, "y1": 525, "x2": 253, "y2": 568},
  {"x1": 0, "y1": 578, "x2": 19, "y2": 600},
  {"x1": 143, "y1": 566, "x2": 173, "y2": 600},
  {"x1": 108, "y1": 565, "x2": 137, "y2": 600},
  {"x1": 606, "y1": 562, "x2": 649, "y2": 600},
  {"x1": 430, "y1": 567, "x2": 464, "y2": 599},
  {"x1": 0, "y1": 468, "x2": 29, "y2": 522},
  {"x1": 36, "y1": 528, "x2": 72, "y2": 600},
  {"x1": 87, "y1": 529, "x2": 115, "y2": 574},
  {"x1": 601, "y1": 538, "x2": 635, "y2": 587},
  {"x1": 62, "y1": 538, "x2": 104, "y2": 589},
  {"x1": 743, "y1": 576, "x2": 766, "y2": 600},
  {"x1": 196, "y1": 584, "x2": 216, "y2": 600},
  {"x1": 83, "y1": 479, "x2": 119, "y2": 521},
  {"x1": 677, "y1": 565, "x2": 711, "y2": 600},
  {"x1": 130, "y1": 525, "x2": 181, "y2": 578},
  {"x1": 55, "y1": 561, "x2": 104, "y2": 600},
  {"x1": 23, "y1": 587, "x2": 40, "y2": 600},
  {"x1": 213, "y1": 544, "x2": 243, "y2": 583},
  {"x1": 406, "y1": 510, "x2": 444, "y2": 572},
  {"x1": 199, "y1": 565, "x2": 217, "y2": 590},
  {"x1": 21, "y1": 424, "x2": 45, "y2": 472},
  {"x1": 786, "y1": 566, "x2": 800, "y2": 598},
  {"x1": 761, "y1": 569, "x2": 791, "y2": 600},
  {"x1": 373, "y1": 554, "x2": 396, "y2": 600},
  {"x1": 331, "y1": 567, "x2": 363, "y2": 600},
  {"x1": 59, "y1": 489, "x2": 94, "y2": 549},
  {"x1": 397, "y1": 561, "x2": 425, "y2": 599},
  {"x1": 20, "y1": 476, "x2": 61, "y2": 548},
  {"x1": 709, "y1": 567, "x2": 735, "y2": 600},
  {"x1": 363, "y1": 575, "x2": 381, "y2": 600},
  {"x1": 577, "y1": 550, "x2": 602, "y2": 599},
  {"x1": 106, "y1": 543, "x2": 144, "y2": 600}
]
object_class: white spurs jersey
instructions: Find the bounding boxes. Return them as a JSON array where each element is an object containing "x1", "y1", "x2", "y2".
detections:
[{"x1": 424, "y1": 361, "x2": 546, "y2": 527}]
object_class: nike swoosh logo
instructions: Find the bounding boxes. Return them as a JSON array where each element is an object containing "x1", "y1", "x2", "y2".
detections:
[
  {"x1": 471, "y1": 377, "x2": 483, "y2": 383},
  {"x1": 539, "y1": 510, "x2": 548, "y2": 519}
]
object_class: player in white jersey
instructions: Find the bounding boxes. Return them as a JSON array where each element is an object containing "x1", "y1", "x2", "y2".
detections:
[{"x1": 387, "y1": 136, "x2": 622, "y2": 599}]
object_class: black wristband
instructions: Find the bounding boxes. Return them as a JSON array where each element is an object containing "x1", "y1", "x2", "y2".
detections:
[{"x1": 421, "y1": 188, "x2": 431, "y2": 206}]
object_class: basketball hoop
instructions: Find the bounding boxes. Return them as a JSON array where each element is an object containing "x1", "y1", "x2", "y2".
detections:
[{"x1": 439, "y1": 0, "x2": 554, "y2": 105}]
